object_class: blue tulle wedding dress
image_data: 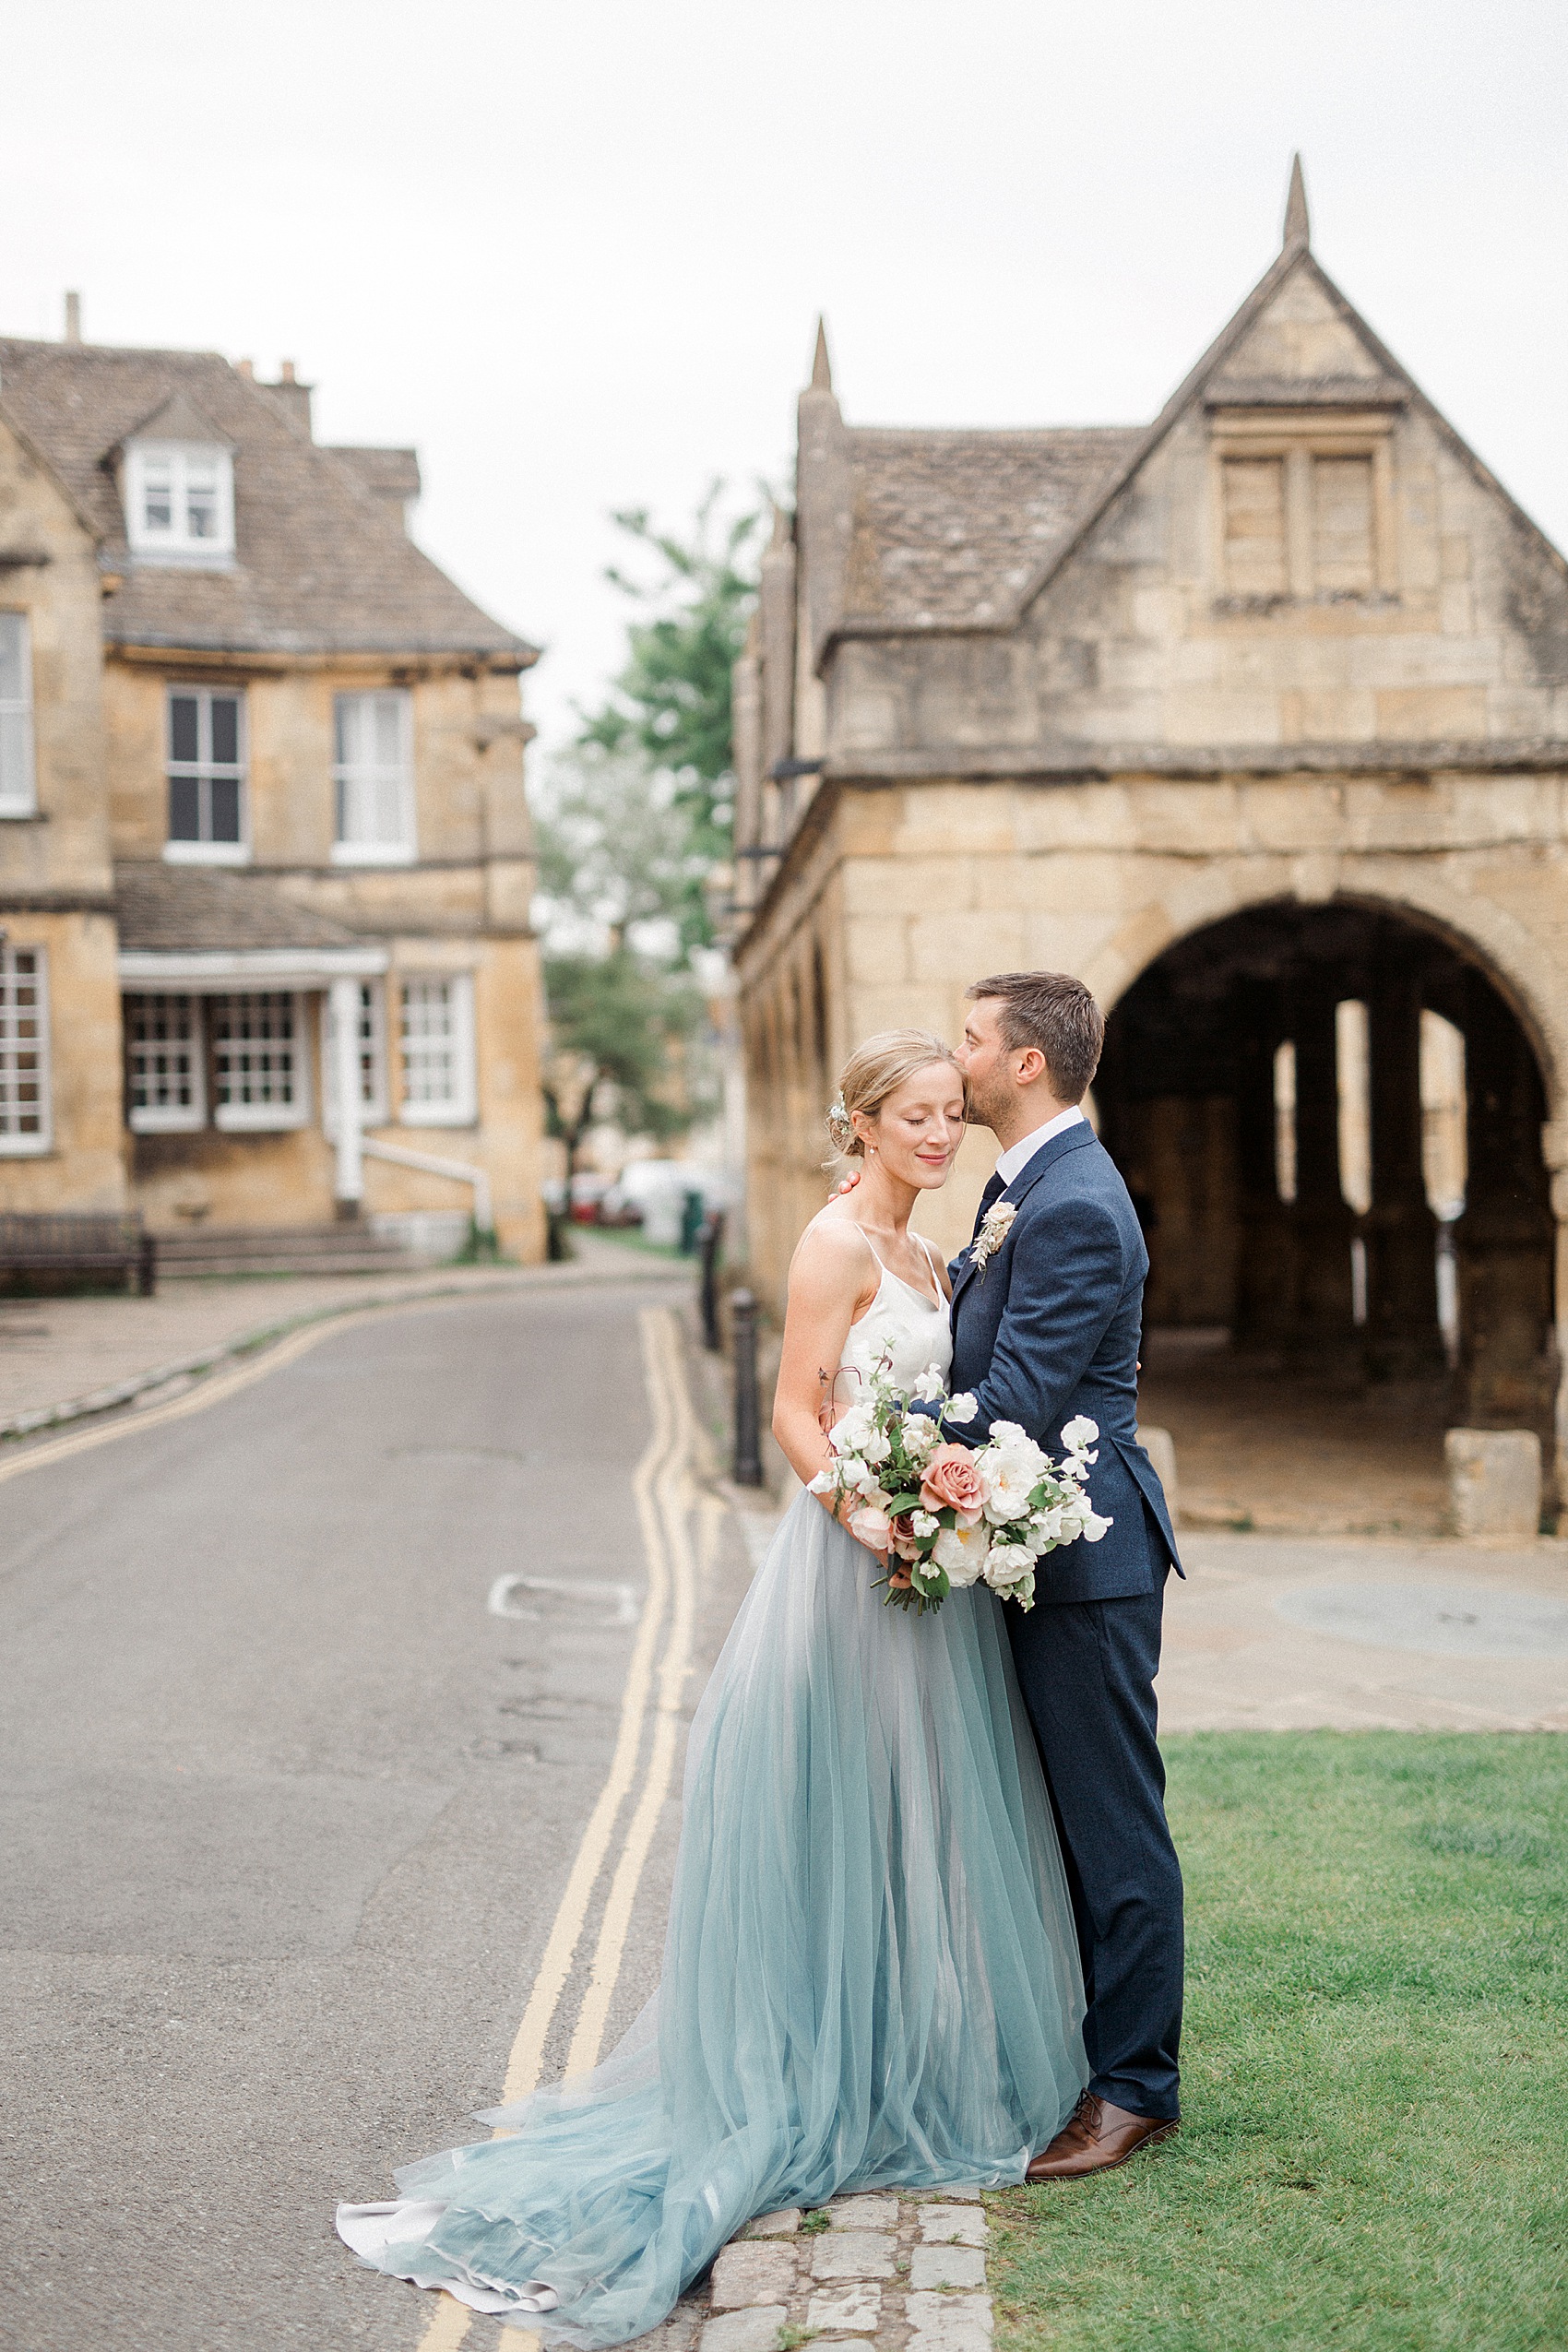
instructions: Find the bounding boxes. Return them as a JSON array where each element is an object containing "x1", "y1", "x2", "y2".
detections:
[{"x1": 338, "y1": 1240, "x2": 1087, "y2": 2345}]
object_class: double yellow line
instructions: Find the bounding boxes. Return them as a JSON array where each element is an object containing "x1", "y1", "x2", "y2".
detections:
[{"x1": 422, "y1": 1304, "x2": 712, "y2": 2351}]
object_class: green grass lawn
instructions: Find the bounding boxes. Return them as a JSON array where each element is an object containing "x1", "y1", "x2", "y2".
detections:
[{"x1": 988, "y1": 1733, "x2": 1568, "y2": 2352}]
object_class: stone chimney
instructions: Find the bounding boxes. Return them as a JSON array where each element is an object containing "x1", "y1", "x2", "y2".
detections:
[
  {"x1": 64, "y1": 291, "x2": 82, "y2": 344},
  {"x1": 262, "y1": 359, "x2": 315, "y2": 438}
]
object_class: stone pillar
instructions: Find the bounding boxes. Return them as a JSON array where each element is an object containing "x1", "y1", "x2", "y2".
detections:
[
  {"x1": 1231, "y1": 980, "x2": 1296, "y2": 1344},
  {"x1": 1290, "y1": 979, "x2": 1357, "y2": 1350},
  {"x1": 1455, "y1": 973, "x2": 1556, "y2": 1470},
  {"x1": 1363, "y1": 968, "x2": 1442, "y2": 1374},
  {"x1": 329, "y1": 975, "x2": 364, "y2": 1214}
]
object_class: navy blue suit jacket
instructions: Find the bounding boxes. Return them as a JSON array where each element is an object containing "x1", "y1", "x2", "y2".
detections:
[{"x1": 941, "y1": 1123, "x2": 1182, "y2": 1605}]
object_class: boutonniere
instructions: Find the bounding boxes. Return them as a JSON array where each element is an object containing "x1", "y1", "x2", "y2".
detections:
[{"x1": 971, "y1": 1199, "x2": 1017, "y2": 1280}]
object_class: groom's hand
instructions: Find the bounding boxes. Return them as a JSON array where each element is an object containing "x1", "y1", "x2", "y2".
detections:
[{"x1": 834, "y1": 1170, "x2": 862, "y2": 1197}]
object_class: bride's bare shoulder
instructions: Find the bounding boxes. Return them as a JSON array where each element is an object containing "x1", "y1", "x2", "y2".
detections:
[{"x1": 787, "y1": 1209, "x2": 873, "y2": 1301}]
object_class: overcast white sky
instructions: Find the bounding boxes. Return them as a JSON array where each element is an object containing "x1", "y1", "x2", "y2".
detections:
[{"x1": 3, "y1": 1, "x2": 1564, "y2": 748}]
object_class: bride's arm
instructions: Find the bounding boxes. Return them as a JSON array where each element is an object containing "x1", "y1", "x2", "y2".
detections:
[{"x1": 771, "y1": 1221, "x2": 877, "y2": 1523}]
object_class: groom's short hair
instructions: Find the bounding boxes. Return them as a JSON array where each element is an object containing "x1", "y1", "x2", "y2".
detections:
[{"x1": 968, "y1": 971, "x2": 1104, "y2": 1102}]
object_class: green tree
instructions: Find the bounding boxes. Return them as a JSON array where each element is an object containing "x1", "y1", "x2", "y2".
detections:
[
  {"x1": 540, "y1": 948, "x2": 707, "y2": 1168},
  {"x1": 532, "y1": 744, "x2": 712, "y2": 1165},
  {"x1": 577, "y1": 482, "x2": 764, "y2": 944}
]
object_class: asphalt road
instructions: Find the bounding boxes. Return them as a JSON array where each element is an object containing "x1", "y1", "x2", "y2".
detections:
[{"x1": 0, "y1": 1278, "x2": 750, "y2": 2352}]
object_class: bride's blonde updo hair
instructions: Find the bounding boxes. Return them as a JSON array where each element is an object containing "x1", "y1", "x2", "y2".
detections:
[{"x1": 825, "y1": 1028, "x2": 966, "y2": 1164}]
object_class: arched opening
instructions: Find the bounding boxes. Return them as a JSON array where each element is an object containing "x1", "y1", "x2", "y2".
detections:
[{"x1": 1096, "y1": 902, "x2": 1557, "y2": 1533}]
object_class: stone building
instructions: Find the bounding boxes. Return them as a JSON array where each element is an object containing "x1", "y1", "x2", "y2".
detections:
[
  {"x1": 0, "y1": 310, "x2": 546, "y2": 1261},
  {"x1": 732, "y1": 165, "x2": 1568, "y2": 1496}
]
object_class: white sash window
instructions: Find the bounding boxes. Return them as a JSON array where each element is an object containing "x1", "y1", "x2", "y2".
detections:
[
  {"x1": 126, "y1": 441, "x2": 235, "y2": 564},
  {"x1": 0, "y1": 944, "x2": 50, "y2": 1153},
  {"x1": 125, "y1": 993, "x2": 206, "y2": 1133},
  {"x1": 166, "y1": 687, "x2": 248, "y2": 863},
  {"x1": 333, "y1": 691, "x2": 415, "y2": 863},
  {"x1": 399, "y1": 974, "x2": 476, "y2": 1125},
  {"x1": 211, "y1": 992, "x2": 309, "y2": 1130},
  {"x1": 0, "y1": 614, "x2": 37, "y2": 817}
]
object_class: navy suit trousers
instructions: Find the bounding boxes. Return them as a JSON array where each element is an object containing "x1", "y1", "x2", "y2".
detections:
[{"x1": 1006, "y1": 1563, "x2": 1184, "y2": 2121}]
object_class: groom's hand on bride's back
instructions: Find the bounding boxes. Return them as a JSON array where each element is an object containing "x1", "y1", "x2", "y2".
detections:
[{"x1": 834, "y1": 1170, "x2": 861, "y2": 1196}]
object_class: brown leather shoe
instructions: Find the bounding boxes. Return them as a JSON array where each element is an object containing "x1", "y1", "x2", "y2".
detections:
[{"x1": 1026, "y1": 2091, "x2": 1179, "y2": 2181}]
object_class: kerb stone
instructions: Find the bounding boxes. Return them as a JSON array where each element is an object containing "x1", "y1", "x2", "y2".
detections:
[
  {"x1": 811, "y1": 2229, "x2": 896, "y2": 2280},
  {"x1": 826, "y1": 2194, "x2": 899, "y2": 2231},
  {"x1": 905, "y1": 2290, "x2": 995, "y2": 2352},
  {"x1": 806, "y1": 2282, "x2": 883, "y2": 2333},
  {"x1": 917, "y1": 2204, "x2": 988, "y2": 2246},
  {"x1": 909, "y1": 2242, "x2": 988, "y2": 2291},
  {"x1": 710, "y1": 2241, "x2": 799, "y2": 2309},
  {"x1": 742, "y1": 2207, "x2": 802, "y2": 2238},
  {"x1": 699, "y1": 2306, "x2": 789, "y2": 2352}
]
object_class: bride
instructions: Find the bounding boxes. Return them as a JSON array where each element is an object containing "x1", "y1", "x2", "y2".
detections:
[{"x1": 339, "y1": 1029, "x2": 1087, "y2": 2346}]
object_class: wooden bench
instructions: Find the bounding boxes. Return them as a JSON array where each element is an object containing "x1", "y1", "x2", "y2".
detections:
[{"x1": 0, "y1": 1212, "x2": 157, "y2": 1296}]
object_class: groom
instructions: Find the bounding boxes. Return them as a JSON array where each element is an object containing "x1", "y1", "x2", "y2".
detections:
[{"x1": 944, "y1": 970, "x2": 1184, "y2": 2179}]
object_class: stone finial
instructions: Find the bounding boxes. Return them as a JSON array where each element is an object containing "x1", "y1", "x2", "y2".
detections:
[
  {"x1": 810, "y1": 316, "x2": 832, "y2": 392},
  {"x1": 64, "y1": 291, "x2": 82, "y2": 344},
  {"x1": 1283, "y1": 152, "x2": 1311, "y2": 249}
]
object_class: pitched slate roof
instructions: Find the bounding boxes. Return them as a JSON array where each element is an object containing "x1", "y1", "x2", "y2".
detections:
[
  {"x1": 838, "y1": 425, "x2": 1143, "y2": 630},
  {"x1": 114, "y1": 861, "x2": 363, "y2": 953},
  {"x1": 0, "y1": 338, "x2": 533, "y2": 665}
]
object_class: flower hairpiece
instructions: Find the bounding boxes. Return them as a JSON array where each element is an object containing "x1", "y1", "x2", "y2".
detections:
[{"x1": 826, "y1": 1094, "x2": 854, "y2": 1150}]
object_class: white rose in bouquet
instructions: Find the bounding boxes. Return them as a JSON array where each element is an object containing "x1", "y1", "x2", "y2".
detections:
[
  {"x1": 830, "y1": 1405, "x2": 876, "y2": 1455},
  {"x1": 984, "y1": 1541, "x2": 1037, "y2": 1589},
  {"x1": 932, "y1": 1521, "x2": 990, "y2": 1587},
  {"x1": 902, "y1": 1414, "x2": 942, "y2": 1463}
]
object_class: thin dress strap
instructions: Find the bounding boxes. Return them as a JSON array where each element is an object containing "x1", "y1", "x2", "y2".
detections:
[{"x1": 914, "y1": 1235, "x2": 944, "y2": 1304}]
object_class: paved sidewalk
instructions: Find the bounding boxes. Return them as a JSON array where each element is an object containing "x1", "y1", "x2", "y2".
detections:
[
  {"x1": 641, "y1": 2187, "x2": 993, "y2": 2352},
  {"x1": 1160, "y1": 1528, "x2": 1568, "y2": 1731},
  {"x1": 0, "y1": 1231, "x2": 685, "y2": 1440}
]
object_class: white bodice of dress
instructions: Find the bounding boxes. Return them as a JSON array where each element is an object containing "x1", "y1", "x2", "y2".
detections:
[{"x1": 837, "y1": 1235, "x2": 953, "y2": 1400}]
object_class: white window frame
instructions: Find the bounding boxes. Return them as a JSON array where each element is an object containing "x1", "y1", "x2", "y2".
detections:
[
  {"x1": 125, "y1": 439, "x2": 235, "y2": 565},
  {"x1": 321, "y1": 980, "x2": 389, "y2": 1134},
  {"x1": 0, "y1": 612, "x2": 37, "y2": 818},
  {"x1": 331, "y1": 690, "x2": 416, "y2": 866},
  {"x1": 210, "y1": 991, "x2": 310, "y2": 1131},
  {"x1": 0, "y1": 942, "x2": 52, "y2": 1154},
  {"x1": 125, "y1": 992, "x2": 207, "y2": 1134},
  {"x1": 164, "y1": 684, "x2": 249, "y2": 866},
  {"x1": 398, "y1": 972, "x2": 476, "y2": 1127}
]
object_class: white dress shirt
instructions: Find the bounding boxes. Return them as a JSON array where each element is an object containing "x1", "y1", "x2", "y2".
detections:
[{"x1": 992, "y1": 1103, "x2": 1086, "y2": 1189}]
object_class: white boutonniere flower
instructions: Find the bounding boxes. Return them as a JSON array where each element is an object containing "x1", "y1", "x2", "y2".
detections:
[{"x1": 971, "y1": 1199, "x2": 1017, "y2": 1280}]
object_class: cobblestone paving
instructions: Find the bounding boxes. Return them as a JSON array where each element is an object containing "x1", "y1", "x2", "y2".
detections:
[{"x1": 636, "y1": 2189, "x2": 993, "y2": 2352}]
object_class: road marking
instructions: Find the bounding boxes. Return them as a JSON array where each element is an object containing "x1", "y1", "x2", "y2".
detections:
[
  {"x1": 563, "y1": 1316, "x2": 707, "y2": 2077},
  {"x1": 415, "y1": 1301, "x2": 697, "y2": 2351},
  {"x1": 492, "y1": 1305, "x2": 677, "y2": 2109},
  {"x1": 487, "y1": 1573, "x2": 641, "y2": 1625}
]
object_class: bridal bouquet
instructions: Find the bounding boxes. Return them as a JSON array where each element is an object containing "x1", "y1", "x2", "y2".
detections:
[{"x1": 810, "y1": 1358, "x2": 1111, "y2": 1613}]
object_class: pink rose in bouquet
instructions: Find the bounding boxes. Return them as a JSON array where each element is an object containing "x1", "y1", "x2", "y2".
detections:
[{"x1": 919, "y1": 1443, "x2": 986, "y2": 1526}]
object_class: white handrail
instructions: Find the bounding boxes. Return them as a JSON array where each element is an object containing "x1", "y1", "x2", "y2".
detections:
[{"x1": 360, "y1": 1136, "x2": 493, "y2": 1234}]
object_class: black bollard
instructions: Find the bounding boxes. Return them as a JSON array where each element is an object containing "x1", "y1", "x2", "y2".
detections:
[
  {"x1": 731, "y1": 1287, "x2": 764, "y2": 1487},
  {"x1": 699, "y1": 1210, "x2": 725, "y2": 1351}
]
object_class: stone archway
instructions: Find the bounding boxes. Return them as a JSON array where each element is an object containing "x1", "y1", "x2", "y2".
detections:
[{"x1": 1094, "y1": 899, "x2": 1558, "y2": 1531}]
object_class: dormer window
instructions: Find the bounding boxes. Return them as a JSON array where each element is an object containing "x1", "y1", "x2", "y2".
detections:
[{"x1": 125, "y1": 439, "x2": 235, "y2": 564}]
